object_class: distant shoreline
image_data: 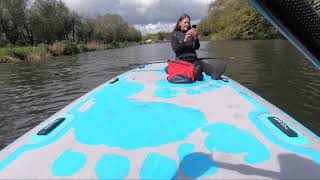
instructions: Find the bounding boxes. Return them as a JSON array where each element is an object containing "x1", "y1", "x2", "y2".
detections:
[
  {"x1": 1, "y1": 39, "x2": 289, "y2": 63},
  {"x1": 0, "y1": 41, "x2": 142, "y2": 63}
]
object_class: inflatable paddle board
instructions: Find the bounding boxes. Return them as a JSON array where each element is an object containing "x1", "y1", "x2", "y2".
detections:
[{"x1": 0, "y1": 63, "x2": 319, "y2": 179}]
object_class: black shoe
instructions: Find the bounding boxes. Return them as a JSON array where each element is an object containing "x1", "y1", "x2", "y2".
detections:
[
  {"x1": 195, "y1": 65, "x2": 204, "y2": 81},
  {"x1": 212, "y1": 63, "x2": 226, "y2": 80}
]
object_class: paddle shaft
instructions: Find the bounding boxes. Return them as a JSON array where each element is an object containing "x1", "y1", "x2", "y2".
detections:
[{"x1": 129, "y1": 57, "x2": 236, "y2": 67}]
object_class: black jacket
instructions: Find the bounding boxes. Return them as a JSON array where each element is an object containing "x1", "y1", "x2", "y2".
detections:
[{"x1": 171, "y1": 30, "x2": 200, "y2": 61}]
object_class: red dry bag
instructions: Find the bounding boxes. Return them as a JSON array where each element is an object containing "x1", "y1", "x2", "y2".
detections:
[{"x1": 167, "y1": 60, "x2": 196, "y2": 84}]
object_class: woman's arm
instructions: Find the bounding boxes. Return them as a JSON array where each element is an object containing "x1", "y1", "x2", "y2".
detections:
[
  {"x1": 171, "y1": 33, "x2": 185, "y2": 54},
  {"x1": 193, "y1": 38, "x2": 200, "y2": 50},
  {"x1": 192, "y1": 29, "x2": 200, "y2": 50},
  {"x1": 171, "y1": 32, "x2": 194, "y2": 53}
]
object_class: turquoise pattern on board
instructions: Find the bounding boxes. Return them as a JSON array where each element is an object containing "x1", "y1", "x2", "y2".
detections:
[
  {"x1": 180, "y1": 153, "x2": 218, "y2": 179},
  {"x1": 140, "y1": 153, "x2": 177, "y2": 179},
  {"x1": 155, "y1": 76, "x2": 227, "y2": 99},
  {"x1": 260, "y1": 115, "x2": 309, "y2": 146},
  {"x1": 1, "y1": 65, "x2": 320, "y2": 177},
  {"x1": 0, "y1": 73, "x2": 207, "y2": 171},
  {"x1": 203, "y1": 123, "x2": 271, "y2": 164},
  {"x1": 178, "y1": 143, "x2": 195, "y2": 160},
  {"x1": 178, "y1": 143, "x2": 218, "y2": 178},
  {"x1": 95, "y1": 154, "x2": 130, "y2": 179},
  {"x1": 52, "y1": 150, "x2": 86, "y2": 176},
  {"x1": 0, "y1": 114, "x2": 76, "y2": 171},
  {"x1": 69, "y1": 76, "x2": 207, "y2": 150},
  {"x1": 30, "y1": 115, "x2": 73, "y2": 143},
  {"x1": 228, "y1": 81, "x2": 320, "y2": 164}
]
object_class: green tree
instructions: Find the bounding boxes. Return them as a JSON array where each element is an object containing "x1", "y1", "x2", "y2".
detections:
[
  {"x1": 29, "y1": 0, "x2": 74, "y2": 44},
  {"x1": 126, "y1": 26, "x2": 142, "y2": 42},
  {"x1": 199, "y1": 0, "x2": 282, "y2": 40},
  {"x1": 77, "y1": 18, "x2": 96, "y2": 43},
  {"x1": 0, "y1": 0, "x2": 141, "y2": 46},
  {"x1": 0, "y1": 0, "x2": 32, "y2": 45},
  {"x1": 78, "y1": 14, "x2": 141, "y2": 43}
]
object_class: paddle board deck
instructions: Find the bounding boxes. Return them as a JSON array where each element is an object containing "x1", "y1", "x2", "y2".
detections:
[{"x1": 0, "y1": 63, "x2": 319, "y2": 179}]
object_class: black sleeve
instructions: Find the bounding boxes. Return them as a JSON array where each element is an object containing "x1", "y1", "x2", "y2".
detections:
[
  {"x1": 171, "y1": 33, "x2": 185, "y2": 54},
  {"x1": 193, "y1": 38, "x2": 200, "y2": 50}
]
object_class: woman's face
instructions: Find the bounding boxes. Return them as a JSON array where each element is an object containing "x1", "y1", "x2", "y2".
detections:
[{"x1": 179, "y1": 17, "x2": 190, "y2": 31}]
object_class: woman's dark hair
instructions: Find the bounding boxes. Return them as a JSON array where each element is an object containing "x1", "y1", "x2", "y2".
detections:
[{"x1": 173, "y1": 14, "x2": 191, "y2": 32}]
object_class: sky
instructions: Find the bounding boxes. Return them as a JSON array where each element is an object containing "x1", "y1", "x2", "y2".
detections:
[{"x1": 63, "y1": 0, "x2": 211, "y2": 34}]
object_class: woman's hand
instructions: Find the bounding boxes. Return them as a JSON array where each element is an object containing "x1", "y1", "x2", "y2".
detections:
[
  {"x1": 191, "y1": 28, "x2": 199, "y2": 39},
  {"x1": 184, "y1": 30, "x2": 193, "y2": 42},
  {"x1": 184, "y1": 29, "x2": 199, "y2": 42}
]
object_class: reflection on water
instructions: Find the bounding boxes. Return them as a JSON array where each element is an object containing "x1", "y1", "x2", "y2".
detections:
[{"x1": 0, "y1": 40, "x2": 319, "y2": 150}]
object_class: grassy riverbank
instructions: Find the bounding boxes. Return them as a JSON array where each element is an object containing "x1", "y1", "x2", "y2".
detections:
[{"x1": 0, "y1": 41, "x2": 141, "y2": 63}]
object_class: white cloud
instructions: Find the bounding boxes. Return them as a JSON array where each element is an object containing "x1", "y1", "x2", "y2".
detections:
[
  {"x1": 135, "y1": 22, "x2": 175, "y2": 35},
  {"x1": 135, "y1": 19, "x2": 201, "y2": 35},
  {"x1": 63, "y1": 0, "x2": 211, "y2": 34},
  {"x1": 119, "y1": 0, "x2": 160, "y2": 7}
]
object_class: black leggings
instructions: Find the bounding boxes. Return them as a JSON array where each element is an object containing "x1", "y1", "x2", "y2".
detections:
[
  {"x1": 192, "y1": 60, "x2": 215, "y2": 76},
  {"x1": 179, "y1": 56, "x2": 216, "y2": 76},
  {"x1": 166, "y1": 58, "x2": 226, "y2": 79},
  {"x1": 191, "y1": 59, "x2": 227, "y2": 80}
]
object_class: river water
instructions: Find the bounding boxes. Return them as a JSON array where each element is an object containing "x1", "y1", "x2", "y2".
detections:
[{"x1": 0, "y1": 40, "x2": 319, "y2": 149}]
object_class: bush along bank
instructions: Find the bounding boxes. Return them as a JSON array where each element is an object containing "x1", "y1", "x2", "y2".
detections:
[{"x1": 0, "y1": 41, "x2": 141, "y2": 63}]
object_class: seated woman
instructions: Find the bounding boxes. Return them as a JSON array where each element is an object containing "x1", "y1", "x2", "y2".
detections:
[{"x1": 171, "y1": 13, "x2": 226, "y2": 80}]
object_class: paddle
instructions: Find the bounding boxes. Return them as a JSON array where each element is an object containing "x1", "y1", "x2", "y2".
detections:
[
  {"x1": 128, "y1": 57, "x2": 236, "y2": 67},
  {"x1": 197, "y1": 57, "x2": 236, "y2": 60}
]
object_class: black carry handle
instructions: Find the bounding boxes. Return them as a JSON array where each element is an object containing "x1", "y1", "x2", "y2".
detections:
[{"x1": 37, "y1": 117, "x2": 66, "y2": 136}]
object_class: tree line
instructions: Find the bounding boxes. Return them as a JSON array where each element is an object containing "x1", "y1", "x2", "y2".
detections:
[
  {"x1": 2, "y1": 0, "x2": 318, "y2": 46},
  {"x1": 144, "y1": 32, "x2": 172, "y2": 42},
  {"x1": 198, "y1": 0, "x2": 282, "y2": 40},
  {"x1": 0, "y1": 0, "x2": 142, "y2": 47}
]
